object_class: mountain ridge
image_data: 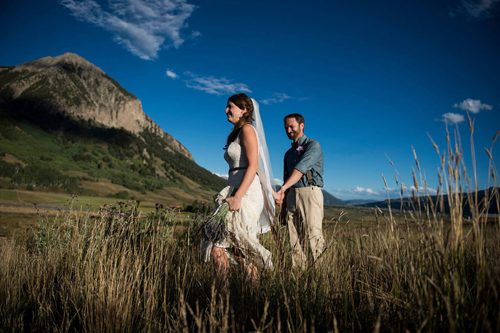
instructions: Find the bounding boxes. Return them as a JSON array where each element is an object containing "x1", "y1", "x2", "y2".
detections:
[
  {"x1": 0, "y1": 52, "x2": 193, "y2": 160},
  {"x1": 0, "y1": 53, "x2": 226, "y2": 203},
  {"x1": 354, "y1": 188, "x2": 499, "y2": 215}
]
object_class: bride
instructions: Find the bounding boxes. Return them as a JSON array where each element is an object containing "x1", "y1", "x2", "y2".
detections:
[{"x1": 201, "y1": 93, "x2": 275, "y2": 286}]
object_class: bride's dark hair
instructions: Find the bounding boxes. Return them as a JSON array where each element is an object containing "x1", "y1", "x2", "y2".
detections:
[{"x1": 226, "y1": 93, "x2": 254, "y2": 146}]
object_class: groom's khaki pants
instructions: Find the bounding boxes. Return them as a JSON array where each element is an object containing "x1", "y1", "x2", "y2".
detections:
[{"x1": 286, "y1": 186, "x2": 324, "y2": 269}]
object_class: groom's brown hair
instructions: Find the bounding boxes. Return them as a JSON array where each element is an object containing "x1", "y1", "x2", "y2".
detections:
[{"x1": 284, "y1": 113, "x2": 305, "y2": 125}]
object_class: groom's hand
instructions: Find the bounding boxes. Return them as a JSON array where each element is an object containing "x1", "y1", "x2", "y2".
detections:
[
  {"x1": 273, "y1": 189, "x2": 283, "y2": 206},
  {"x1": 276, "y1": 189, "x2": 285, "y2": 206}
]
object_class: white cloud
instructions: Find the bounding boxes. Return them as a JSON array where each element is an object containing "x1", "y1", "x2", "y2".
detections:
[
  {"x1": 272, "y1": 178, "x2": 284, "y2": 186},
  {"x1": 332, "y1": 185, "x2": 439, "y2": 200},
  {"x1": 331, "y1": 187, "x2": 384, "y2": 200},
  {"x1": 440, "y1": 112, "x2": 465, "y2": 124},
  {"x1": 183, "y1": 71, "x2": 251, "y2": 95},
  {"x1": 354, "y1": 187, "x2": 380, "y2": 195},
  {"x1": 425, "y1": 187, "x2": 438, "y2": 195},
  {"x1": 213, "y1": 172, "x2": 228, "y2": 180},
  {"x1": 61, "y1": 0, "x2": 196, "y2": 60},
  {"x1": 458, "y1": 0, "x2": 500, "y2": 18},
  {"x1": 453, "y1": 98, "x2": 493, "y2": 114},
  {"x1": 406, "y1": 185, "x2": 438, "y2": 195},
  {"x1": 165, "y1": 69, "x2": 178, "y2": 79},
  {"x1": 260, "y1": 93, "x2": 292, "y2": 105}
]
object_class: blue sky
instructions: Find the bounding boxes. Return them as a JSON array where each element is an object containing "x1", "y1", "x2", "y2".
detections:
[{"x1": 1, "y1": 0, "x2": 499, "y2": 201}]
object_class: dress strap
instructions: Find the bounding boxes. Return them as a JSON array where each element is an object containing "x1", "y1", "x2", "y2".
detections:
[{"x1": 229, "y1": 166, "x2": 248, "y2": 173}]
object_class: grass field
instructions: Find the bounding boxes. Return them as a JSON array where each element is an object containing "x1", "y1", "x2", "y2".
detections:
[
  {"x1": 0, "y1": 187, "x2": 211, "y2": 238},
  {"x1": 0, "y1": 185, "x2": 405, "y2": 238},
  {"x1": 0, "y1": 122, "x2": 499, "y2": 332}
]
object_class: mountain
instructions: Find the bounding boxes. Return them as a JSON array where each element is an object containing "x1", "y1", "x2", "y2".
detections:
[
  {"x1": 343, "y1": 199, "x2": 378, "y2": 206},
  {"x1": 0, "y1": 52, "x2": 191, "y2": 160},
  {"x1": 354, "y1": 188, "x2": 499, "y2": 215},
  {"x1": 322, "y1": 190, "x2": 345, "y2": 206},
  {"x1": 0, "y1": 53, "x2": 226, "y2": 204}
]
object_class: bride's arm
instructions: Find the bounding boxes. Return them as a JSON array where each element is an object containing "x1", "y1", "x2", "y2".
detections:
[{"x1": 225, "y1": 124, "x2": 259, "y2": 211}]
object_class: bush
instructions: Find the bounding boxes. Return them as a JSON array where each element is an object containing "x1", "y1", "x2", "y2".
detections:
[{"x1": 106, "y1": 190, "x2": 130, "y2": 199}]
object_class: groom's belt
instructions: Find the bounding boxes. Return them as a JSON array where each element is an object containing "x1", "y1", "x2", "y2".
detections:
[{"x1": 228, "y1": 167, "x2": 248, "y2": 173}]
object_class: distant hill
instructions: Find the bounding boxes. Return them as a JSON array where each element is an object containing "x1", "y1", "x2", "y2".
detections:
[
  {"x1": 344, "y1": 199, "x2": 378, "y2": 206},
  {"x1": 354, "y1": 188, "x2": 499, "y2": 215},
  {"x1": 322, "y1": 190, "x2": 344, "y2": 206},
  {"x1": 0, "y1": 53, "x2": 226, "y2": 204}
]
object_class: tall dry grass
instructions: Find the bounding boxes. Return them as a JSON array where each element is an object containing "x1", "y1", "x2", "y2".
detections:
[{"x1": 1, "y1": 120, "x2": 499, "y2": 332}]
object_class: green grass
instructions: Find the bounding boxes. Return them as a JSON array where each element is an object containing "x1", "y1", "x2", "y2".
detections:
[
  {"x1": 0, "y1": 107, "x2": 225, "y2": 200},
  {"x1": 0, "y1": 189, "x2": 18, "y2": 202}
]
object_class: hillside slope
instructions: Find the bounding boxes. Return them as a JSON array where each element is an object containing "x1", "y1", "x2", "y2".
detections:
[
  {"x1": 0, "y1": 52, "x2": 191, "y2": 159},
  {"x1": 0, "y1": 54, "x2": 226, "y2": 204}
]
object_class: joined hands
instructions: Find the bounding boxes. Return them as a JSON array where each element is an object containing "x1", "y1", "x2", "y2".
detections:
[{"x1": 273, "y1": 188, "x2": 285, "y2": 206}]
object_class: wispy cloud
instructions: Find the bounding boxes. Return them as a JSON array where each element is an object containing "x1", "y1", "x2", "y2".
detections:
[
  {"x1": 183, "y1": 71, "x2": 251, "y2": 95},
  {"x1": 457, "y1": 0, "x2": 500, "y2": 18},
  {"x1": 61, "y1": 0, "x2": 197, "y2": 60},
  {"x1": 213, "y1": 172, "x2": 228, "y2": 180},
  {"x1": 165, "y1": 69, "x2": 178, "y2": 79},
  {"x1": 354, "y1": 186, "x2": 380, "y2": 195},
  {"x1": 272, "y1": 178, "x2": 284, "y2": 186},
  {"x1": 407, "y1": 185, "x2": 438, "y2": 195},
  {"x1": 333, "y1": 185, "x2": 438, "y2": 200},
  {"x1": 453, "y1": 98, "x2": 493, "y2": 114},
  {"x1": 333, "y1": 187, "x2": 381, "y2": 197},
  {"x1": 260, "y1": 93, "x2": 292, "y2": 105},
  {"x1": 439, "y1": 112, "x2": 465, "y2": 124}
]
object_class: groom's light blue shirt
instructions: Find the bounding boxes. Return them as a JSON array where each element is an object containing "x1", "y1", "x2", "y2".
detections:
[{"x1": 283, "y1": 134, "x2": 324, "y2": 188}]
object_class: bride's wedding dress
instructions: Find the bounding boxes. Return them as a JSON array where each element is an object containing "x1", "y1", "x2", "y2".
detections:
[{"x1": 201, "y1": 126, "x2": 273, "y2": 269}]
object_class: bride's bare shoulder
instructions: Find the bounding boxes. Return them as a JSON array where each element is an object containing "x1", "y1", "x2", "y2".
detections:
[{"x1": 241, "y1": 124, "x2": 256, "y2": 135}]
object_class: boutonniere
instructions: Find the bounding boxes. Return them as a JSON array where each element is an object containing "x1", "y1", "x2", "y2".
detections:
[{"x1": 296, "y1": 145, "x2": 304, "y2": 155}]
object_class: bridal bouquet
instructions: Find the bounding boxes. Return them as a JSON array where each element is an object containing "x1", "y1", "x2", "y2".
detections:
[
  {"x1": 201, "y1": 186, "x2": 234, "y2": 244},
  {"x1": 202, "y1": 202, "x2": 230, "y2": 244}
]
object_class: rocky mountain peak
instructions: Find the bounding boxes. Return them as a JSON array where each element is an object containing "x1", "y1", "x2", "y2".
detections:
[
  {"x1": 0, "y1": 53, "x2": 193, "y2": 160},
  {"x1": 16, "y1": 52, "x2": 98, "y2": 73}
]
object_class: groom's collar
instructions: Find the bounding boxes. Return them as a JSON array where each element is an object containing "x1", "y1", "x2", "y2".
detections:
[{"x1": 291, "y1": 134, "x2": 308, "y2": 148}]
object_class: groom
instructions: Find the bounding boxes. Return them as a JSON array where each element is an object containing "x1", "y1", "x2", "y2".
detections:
[{"x1": 276, "y1": 113, "x2": 325, "y2": 269}]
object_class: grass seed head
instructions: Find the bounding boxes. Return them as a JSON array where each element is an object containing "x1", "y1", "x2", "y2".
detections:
[
  {"x1": 485, "y1": 148, "x2": 493, "y2": 160},
  {"x1": 467, "y1": 113, "x2": 474, "y2": 136},
  {"x1": 412, "y1": 167, "x2": 419, "y2": 191},
  {"x1": 427, "y1": 133, "x2": 440, "y2": 155},
  {"x1": 493, "y1": 128, "x2": 500, "y2": 144},
  {"x1": 382, "y1": 173, "x2": 388, "y2": 188},
  {"x1": 412, "y1": 146, "x2": 420, "y2": 171}
]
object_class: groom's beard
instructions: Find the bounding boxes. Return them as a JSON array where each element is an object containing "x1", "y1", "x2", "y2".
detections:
[{"x1": 287, "y1": 131, "x2": 300, "y2": 141}]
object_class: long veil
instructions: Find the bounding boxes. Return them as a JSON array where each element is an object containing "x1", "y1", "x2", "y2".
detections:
[{"x1": 251, "y1": 99, "x2": 275, "y2": 233}]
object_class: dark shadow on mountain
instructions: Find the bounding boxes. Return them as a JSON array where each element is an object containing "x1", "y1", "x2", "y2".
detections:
[{"x1": 1, "y1": 97, "x2": 136, "y2": 147}]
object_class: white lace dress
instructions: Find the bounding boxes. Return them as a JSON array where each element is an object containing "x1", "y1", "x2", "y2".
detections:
[{"x1": 201, "y1": 130, "x2": 273, "y2": 269}]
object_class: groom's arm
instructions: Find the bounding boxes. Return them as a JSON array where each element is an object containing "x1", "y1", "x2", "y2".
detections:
[{"x1": 279, "y1": 169, "x2": 303, "y2": 193}]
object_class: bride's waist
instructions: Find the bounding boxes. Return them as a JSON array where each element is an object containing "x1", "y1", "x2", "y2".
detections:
[{"x1": 227, "y1": 171, "x2": 259, "y2": 187}]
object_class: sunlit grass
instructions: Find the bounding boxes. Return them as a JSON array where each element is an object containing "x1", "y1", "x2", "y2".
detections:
[{"x1": 0, "y1": 119, "x2": 499, "y2": 332}]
